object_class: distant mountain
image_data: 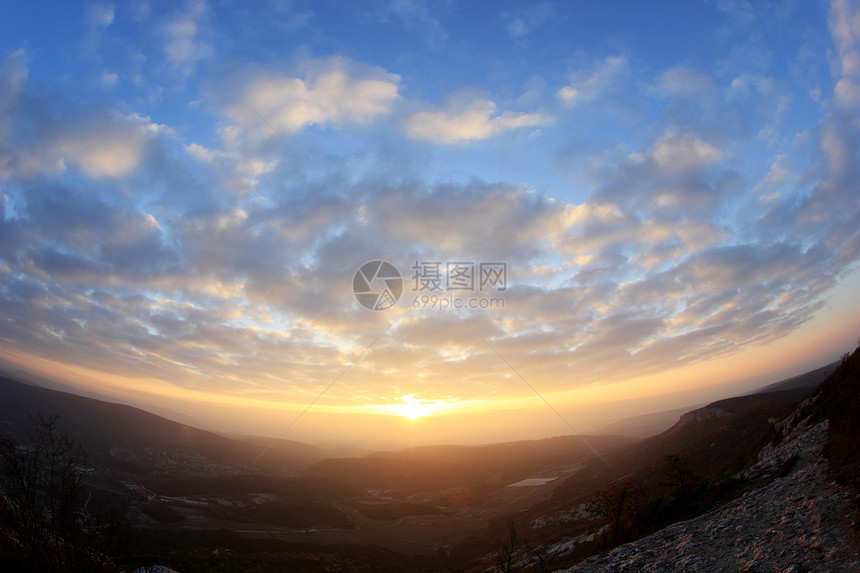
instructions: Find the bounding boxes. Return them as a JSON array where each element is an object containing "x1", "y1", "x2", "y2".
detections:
[
  {"x1": 0, "y1": 364, "x2": 206, "y2": 427},
  {"x1": 372, "y1": 434, "x2": 638, "y2": 472},
  {"x1": 593, "y1": 361, "x2": 841, "y2": 440},
  {"x1": 594, "y1": 406, "x2": 699, "y2": 439},
  {"x1": 753, "y1": 360, "x2": 839, "y2": 393},
  {"x1": 0, "y1": 375, "x2": 327, "y2": 475},
  {"x1": 559, "y1": 386, "x2": 816, "y2": 495},
  {"x1": 305, "y1": 434, "x2": 636, "y2": 492}
]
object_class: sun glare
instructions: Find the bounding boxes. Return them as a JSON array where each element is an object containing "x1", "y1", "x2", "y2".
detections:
[{"x1": 391, "y1": 394, "x2": 440, "y2": 419}]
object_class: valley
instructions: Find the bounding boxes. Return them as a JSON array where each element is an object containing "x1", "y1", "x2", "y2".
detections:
[{"x1": 0, "y1": 353, "x2": 855, "y2": 571}]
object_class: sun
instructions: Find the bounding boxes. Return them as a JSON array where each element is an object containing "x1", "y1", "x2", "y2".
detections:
[
  {"x1": 397, "y1": 402, "x2": 427, "y2": 419},
  {"x1": 391, "y1": 394, "x2": 439, "y2": 419},
  {"x1": 364, "y1": 394, "x2": 460, "y2": 420}
]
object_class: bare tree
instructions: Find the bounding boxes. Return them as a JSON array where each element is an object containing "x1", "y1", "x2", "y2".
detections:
[
  {"x1": 524, "y1": 538, "x2": 563, "y2": 572},
  {"x1": 588, "y1": 481, "x2": 651, "y2": 548},
  {"x1": 661, "y1": 454, "x2": 702, "y2": 499},
  {"x1": 496, "y1": 520, "x2": 518, "y2": 573},
  {"x1": 588, "y1": 483, "x2": 628, "y2": 547},
  {"x1": 0, "y1": 414, "x2": 115, "y2": 571}
]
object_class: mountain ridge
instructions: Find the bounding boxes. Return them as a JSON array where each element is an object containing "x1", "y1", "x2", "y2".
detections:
[
  {"x1": 539, "y1": 348, "x2": 860, "y2": 572},
  {"x1": 0, "y1": 375, "x2": 327, "y2": 475}
]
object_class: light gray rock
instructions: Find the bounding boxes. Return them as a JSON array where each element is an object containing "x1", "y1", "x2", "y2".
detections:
[{"x1": 562, "y1": 417, "x2": 860, "y2": 573}]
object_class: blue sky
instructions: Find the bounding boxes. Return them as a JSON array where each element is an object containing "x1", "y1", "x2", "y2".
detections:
[{"x1": 0, "y1": 1, "x2": 858, "y2": 443}]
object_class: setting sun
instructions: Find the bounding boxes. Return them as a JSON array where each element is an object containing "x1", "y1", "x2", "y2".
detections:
[{"x1": 388, "y1": 395, "x2": 444, "y2": 419}]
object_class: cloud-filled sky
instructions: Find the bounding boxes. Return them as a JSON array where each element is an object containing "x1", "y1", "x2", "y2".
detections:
[{"x1": 1, "y1": 0, "x2": 859, "y2": 445}]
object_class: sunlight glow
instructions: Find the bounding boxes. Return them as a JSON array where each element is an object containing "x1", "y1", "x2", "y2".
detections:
[{"x1": 388, "y1": 394, "x2": 445, "y2": 419}]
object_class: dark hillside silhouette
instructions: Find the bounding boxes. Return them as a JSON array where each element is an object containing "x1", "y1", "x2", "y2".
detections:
[
  {"x1": 0, "y1": 376, "x2": 326, "y2": 475},
  {"x1": 812, "y1": 345, "x2": 860, "y2": 531}
]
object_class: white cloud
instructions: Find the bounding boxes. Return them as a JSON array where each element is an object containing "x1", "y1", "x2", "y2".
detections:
[
  {"x1": 365, "y1": 0, "x2": 447, "y2": 47},
  {"x1": 654, "y1": 66, "x2": 715, "y2": 99},
  {"x1": 752, "y1": 154, "x2": 791, "y2": 199},
  {"x1": 185, "y1": 141, "x2": 278, "y2": 195},
  {"x1": 830, "y1": 0, "x2": 860, "y2": 109},
  {"x1": 504, "y1": 2, "x2": 556, "y2": 39},
  {"x1": 834, "y1": 76, "x2": 860, "y2": 106},
  {"x1": 0, "y1": 49, "x2": 28, "y2": 100},
  {"x1": 652, "y1": 132, "x2": 723, "y2": 170},
  {"x1": 185, "y1": 142, "x2": 226, "y2": 162},
  {"x1": 99, "y1": 70, "x2": 119, "y2": 87},
  {"x1": 829, "y1": 0, "x2": 860, "y2": 59},
  {"x1": 227, "y1": 60, "x2": 400, "y2": 136},
  {"x1": 557, "y1": 55, "x2": 627, "y2": 106},
  {"x1": 54, "y1": 116, "x2": 149, "y2": 178},
  {"x1": 86, "y1": 3, "x2": 115, "y2": 28},
  {"x1": 162, "y1": 0, "x2": 210, "y2": 71},
  {"x1": 0, "y1": 54, "x2": 151, "y2": 179},
  {"x1": 405, "y1": 98, "x2": 549, "y2": 144}
]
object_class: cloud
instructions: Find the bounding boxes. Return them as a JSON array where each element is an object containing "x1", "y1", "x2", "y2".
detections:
[
  {"x1": 829, "y1": 0, "x2": 860, "y2": 61},
  {"x1": 504, "y1": 2, "x2": 557, "y2": 40},
  {"x1": 99, "y1": 70, "x2": 119, "y2": 87},
  {"x1": 225, "y1": 59, "x2": 400, "y2": 138},
  {"x1": 557, "y1": 55, "x2": 627, "y2": 106},
  {"x1": 830, "y1": 0, "x2": 860, "y2": 109},
  {"x1": 161, "y1": 0, "x2": 210, "y2": 71},
  {"x1": 588, "y1": 129, "x2": 728, "y2": 217},
  {"x1": 0, "y1": 142, "x2": 849, "y2": 402},
  {"x1": 86, "y1": 3, "x2": 115, "y2": 28},
  {"x1": 775, "y1": 0, "x2": 860, "y2": 269},
  {"x1": 184, "y1": 141, "x2": 278, "y2": 196},
  {"x1": 0, "y1": 73, "x2": 838, "y2": 397},
  {"x1": 751, "y1": 154, "x2": 792, "y2": 201},
  {"x1": 1, "y1": 2, "x2": 859, "y2": 413},
  {"x1": 0, "y1": 53, "x2": 153, "y2": 179},
  {"x1": 405, "y1": 98, "x2": 549, "y2": 144},
  {"x1": 364, "y1": 0, "x2": 448, "y2": 47},
  {"x1": 55, "y1": 117, "x2": 149, "y2": 178},
  {"x1": 652, "y1": 132, "x2": 723, "y2": 170},
  {"x1": 653, "y1": 66, "x2": 716, "y2": 100}
]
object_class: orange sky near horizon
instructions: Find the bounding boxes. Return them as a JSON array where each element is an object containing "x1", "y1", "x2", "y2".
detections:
[{"x1": 2, "y1": 266, "x2": 856, "y2": 449}]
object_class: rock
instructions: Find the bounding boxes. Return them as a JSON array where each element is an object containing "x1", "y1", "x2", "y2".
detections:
[{"x1": 561, "y1": 414, "x2": 860, "y2": 573}]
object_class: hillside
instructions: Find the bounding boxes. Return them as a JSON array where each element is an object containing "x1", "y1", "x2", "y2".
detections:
[
  {"x1": 562, "y1": 416, "x2": 859, "y2": 572},
  {"x1": 547, "y1": 386, "x2": 814, "y2": 505},
  {"x1": 593, "y1": 406, "x2": 697, "y2": 439},
  {"x1": 593, "y1": 362, "x2": 841, "y2": 440},
  {"x1": 493, "y1": 348, "x2": 860, "y2": 573},
  {"x1": 754, "y1": 360, "x2": 840, "y2": 394},
  {"x1": 457, "y1": 376, "x2": 831, "y2": 570},
  {"x1": 0, "y1": 376, "x2": 326, "y2": 475}
]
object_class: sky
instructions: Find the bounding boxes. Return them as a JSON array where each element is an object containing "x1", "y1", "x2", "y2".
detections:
[{"x1": 0, "y1": 0, "x2": 859, "y2": 448}]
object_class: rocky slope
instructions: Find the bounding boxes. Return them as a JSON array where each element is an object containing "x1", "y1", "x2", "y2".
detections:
[{"x1": 562, "y1": 410, "x2": 860, "y2": 572}]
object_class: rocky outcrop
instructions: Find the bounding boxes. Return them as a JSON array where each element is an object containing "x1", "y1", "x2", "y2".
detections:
[{"x1": 562, "y1": 414, "x2": 860, "y2": 573}]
